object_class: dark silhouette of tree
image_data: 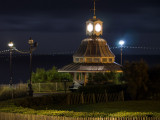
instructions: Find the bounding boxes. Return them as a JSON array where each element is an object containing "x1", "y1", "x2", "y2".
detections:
[
  {"x1": 87, "y1": 72, "x2": 118, "y2": 84},
  {"x1": 123, "y1": 60, "x2": 149, "y2": 100},
  {"x1": 148, "y1": 65, "x2": 160, "y2": 93}
]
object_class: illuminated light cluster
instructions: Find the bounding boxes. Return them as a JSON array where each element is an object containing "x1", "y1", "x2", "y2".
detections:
[
  {"x1": 87, "y1": 23, "x2": 102, "y2": 33},
  {"x1": 95, "y1": 23, "x2": 101, "y2": 32},
  {"x1": 87, "y1": 23, "x2": 93, "y2": 32}
]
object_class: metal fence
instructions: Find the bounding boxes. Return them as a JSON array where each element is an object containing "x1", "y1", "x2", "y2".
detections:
[{"x1": 0, "y1": 82, "x2": 73, "y2": 93}]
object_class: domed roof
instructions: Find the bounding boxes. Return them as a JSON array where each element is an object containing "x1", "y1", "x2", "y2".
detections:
[{"x1": 73, "y1": 37, "x2": 115, "y2": 58}]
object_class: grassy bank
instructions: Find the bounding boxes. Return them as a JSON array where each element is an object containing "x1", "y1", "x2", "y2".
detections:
[{"x1": 0, "y1": 98, "x2": 160, "y2": 117}]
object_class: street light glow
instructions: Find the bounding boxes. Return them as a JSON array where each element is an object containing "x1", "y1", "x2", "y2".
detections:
[
  {"x1": 119, "y1": 40, "x2": 125, "y2": 46},
  {"x1": 8, "y1": 41, "x2": 14, "y2": 47}
]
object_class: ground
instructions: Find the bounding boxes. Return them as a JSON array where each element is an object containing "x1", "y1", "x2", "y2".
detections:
[{"x1": 0, "y1": 98, "x2": 160, "y2": 117}]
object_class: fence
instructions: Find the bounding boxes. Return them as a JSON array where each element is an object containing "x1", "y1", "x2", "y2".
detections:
[
  {"x1": 0, "y1": 112, "x2": 159, "y2": 120},
  {"x1": 0, "y1": 82, "x2": 73, "y2": 93},
  {"x1": 67, "y1": 91, "x2": 124, "y2": 105},
  {"x1": 32, "y1": 82, "x2": 72, "y2": 92}
]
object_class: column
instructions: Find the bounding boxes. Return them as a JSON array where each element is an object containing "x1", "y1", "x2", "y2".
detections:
[{"x1": 74, "y1": 72, "x2": 77, "y2": 81}]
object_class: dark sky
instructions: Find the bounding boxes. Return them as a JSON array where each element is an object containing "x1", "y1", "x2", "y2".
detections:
[{"x1": 0, "y1": 0, "x2": 160, "y2": 54}]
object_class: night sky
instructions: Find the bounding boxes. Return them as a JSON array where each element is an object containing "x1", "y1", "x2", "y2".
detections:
[{"x1": 0, "y1": 0, "x2": 160, "y2": 54}]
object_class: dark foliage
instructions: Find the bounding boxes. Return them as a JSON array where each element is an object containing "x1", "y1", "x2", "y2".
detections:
[
  {"x1": 77, "y1": 85, "x2": 127, "y2": 94},
  {"x1": 14, "y1": 94, "x2": 67, "y2": 108},
  {"x1": 122, "y1": 60, "x2": 149, "y2": 100},
  {"x1": 148, "y1": 65, "x2": 160, "y2": 93}
]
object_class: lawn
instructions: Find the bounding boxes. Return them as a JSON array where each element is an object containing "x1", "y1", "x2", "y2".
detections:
[{"x1": 0, "y1": 98, "x2": 160, "y2": 117}]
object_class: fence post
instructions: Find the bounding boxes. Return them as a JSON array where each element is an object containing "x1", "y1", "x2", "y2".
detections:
[
  {"x1": 121, "y1": 91, "x2": 124, "y2": 101},
  {"x1": 93, "y1": 93, "x2": 96, "y2": 103},
  {"x1": 56, "y1": 82, "x2": 57, "y2": 91},
  {"x1": 67, "y1": 94, "x2": 70, "y2": 105},
  {"x1": 81, "y1": 92, "x2": 84, "y2": 104},
  {"x1": 105, "y1": 90, "x2": 108, "y2": 103},
  {"x1": 39, "y1": 83, "x2": 40, "y2": 92}
]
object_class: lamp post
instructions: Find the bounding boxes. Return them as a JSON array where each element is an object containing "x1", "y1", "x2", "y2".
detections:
[
  {"x1": 28, "y1": 37, "x2": 38, "y2": 96},
  {"x1": 119, "y1": 40, "x2": 125, "y2": 65},
  {"x1": 28, "y1": 37, "x2": 34, "y2": 96},
  {"x1": 8, "y1": 41, "x2": 14, "y2": 86}
]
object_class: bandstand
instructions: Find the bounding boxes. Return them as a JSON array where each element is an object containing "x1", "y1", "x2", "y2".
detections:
[{"x1": 58, "y1": 1, "x2": 122, "y2": 86}]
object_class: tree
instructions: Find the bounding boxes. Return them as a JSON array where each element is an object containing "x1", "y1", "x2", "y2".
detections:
[
  {"x1": 31, "y1": 66, "x2": 73, "y2": 83},
  {"x1": 87, "y1": 72, "x2": 117, "y2": 84},
  {"x1": 148, "y1": 65, "x2": 160, "y2": 93},
  {"x1": 123, "y1": 60, "x2": 149, "y2": 100},
  {"x1": 31, "y1": 68, "x2": 47, "y2": 83}
]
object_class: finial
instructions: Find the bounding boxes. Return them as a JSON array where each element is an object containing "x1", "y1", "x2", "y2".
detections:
[{"x1": 93, "y1": 0, "x2": 96, "y2": 19}]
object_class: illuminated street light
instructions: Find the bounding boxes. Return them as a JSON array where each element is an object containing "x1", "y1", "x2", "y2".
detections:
[
  {"x1": 28, "y1": 37, "x2": 38, "y2": 97},
  {"x1": 7, "y1": 39, "x2": 37, "y2": 96},
  {"x1": 8, "y1": 41, "x2": 14, "y2": 86},
  {"x1": 8, "y1": 41, "x2": 14, "y2": 47},
  {"x1": 119, "y1": 40, "x2": 125, "y2": 46},
  {"x1": 119, "y1": 40, "x2": 125, "y2": 65}
]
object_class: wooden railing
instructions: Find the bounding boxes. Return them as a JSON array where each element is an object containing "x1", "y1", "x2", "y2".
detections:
[{"x1": 67, "y1": 91, "x2": 124, "y2": 105}]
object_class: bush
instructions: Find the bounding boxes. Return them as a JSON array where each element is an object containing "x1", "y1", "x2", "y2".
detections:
[
  {"x1": 122, "y1": 60, "x2": 149, "y2": 100},
  {"x1": 14, "y1": 94, "x2": 67, "y2": 107},
  {"x1": 32, "y1": 66, "x2": 73, "y2": 83},
  {"x1": 0, "y1": 85, "x2": 27, "y2": 101},
  {"x1": 77, "y1": 84, "x2": 127, "y2": 94}
]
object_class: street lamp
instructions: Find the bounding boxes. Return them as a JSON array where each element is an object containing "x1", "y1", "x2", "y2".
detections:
[
  {"x1": 8, "y1": 41, "x2": 14, "y2": 86},
  {"x1": 28, "y1": 37, "x2": 38, "y2": 96},
  {"x1": 119, "y1": 40, "x2": 125, "y2": 65}
]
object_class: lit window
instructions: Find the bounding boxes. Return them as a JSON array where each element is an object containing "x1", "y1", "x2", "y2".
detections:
[
  {"x1": 94, "y1": 58, "x2": 100, "y2": 62},
  {"x1": 86, "y1": 58, "x2": 92, "y2": 62},
  {"x1": 80, "y1": 58, "x2": 83, "y2": 62},
  {"x1": 102, "y1": 58, "x2": 107, "y2": 63},
  {"x1": 75, "y1": 58, "x2": 79, "y2": 62},
  {"x1": 109, "y1": 58, "x2": 112, "y2": 63}
]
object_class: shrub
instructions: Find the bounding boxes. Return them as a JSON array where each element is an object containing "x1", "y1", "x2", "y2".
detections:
[
  {"x1": 0, "y1": 85, "x2": 27, "y2": 101},
  {"x1": 14, "y1": 94, "x2": 67, "y2": 107},
  {"x1": 77, "y1": 84, "x2": 127, "y2": 94}
]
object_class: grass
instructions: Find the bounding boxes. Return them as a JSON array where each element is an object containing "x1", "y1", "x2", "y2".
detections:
[{"x1": 0, "y1": 97, "x2": 160, "y2": 117}]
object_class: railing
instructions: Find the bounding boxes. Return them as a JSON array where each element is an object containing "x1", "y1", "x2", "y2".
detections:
[
  {"x1": 0, "y1": 82, "x2": 73, "y2": 93},
  {"x1": 0, "y1": 112, "x2": 159, "y2": 120},
  {"x1": 67, "y1": 91, "x2": 124, "y2": 105}
]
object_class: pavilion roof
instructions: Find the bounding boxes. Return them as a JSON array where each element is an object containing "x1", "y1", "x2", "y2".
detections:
[{"x1": 58, "y1": 62, "x2": 122, "y2": 73}]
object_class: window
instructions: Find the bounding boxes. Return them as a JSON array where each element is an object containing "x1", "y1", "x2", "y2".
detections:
[
  {"x1": 80, "y1": 58, "x2": 83, "y2": 62},
  {"x1": 102, "y1": 58, "x2": 107, "y2": 63},
  {"x1": 86, "y1": 58, "x2": 92, "y2": 63},
  {"x1": 94, "y1": 58, "x2": 100, "y2": 62},
  {"x1": 109, "y1": 58, "x2": 113, "y2": 63},
  {"x1": 75, "y1": 58, "x2": 79, "y2": 62}
]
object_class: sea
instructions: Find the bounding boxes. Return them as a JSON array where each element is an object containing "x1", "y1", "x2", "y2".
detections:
[{"x1": 0, "y1": 54, "x2": 160, "y2": 84}]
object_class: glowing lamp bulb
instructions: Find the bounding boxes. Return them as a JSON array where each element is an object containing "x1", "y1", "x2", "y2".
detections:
[
  {"x1": 8, "y1": 42, "x2": 14, "y2": 47},
  {"x1": 95, "y1": 23, "x2": 101, "y2": 32},
  {"x1": 87, "y1": 23, "x2": 93, "y2": 32},
  {"x1": 119, "y1": 40, "x2": 125, "y2": 46}
]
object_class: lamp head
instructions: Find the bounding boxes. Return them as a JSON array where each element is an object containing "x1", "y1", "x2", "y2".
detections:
[
  {"x1": 119, "y1": 40, "x2": 125, "y2": 46},
  {"x1": 28, "y1": 37, "x2": 34, "y2": 45},
  {"x1": 8, "y1": 41, "x2": 14, "y2": 48}
]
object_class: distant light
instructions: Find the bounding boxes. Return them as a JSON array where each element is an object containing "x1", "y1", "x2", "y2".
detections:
[
  {"x1": 95, "y1": 23, "x2": 101, "y2": 32},
  {"x1": 87, "y1": 23, "x2": 93, "y2": 32},
  {"x1": 119, "y1": 40, "x2": 125, "y2": 46},
  {"x1": 8, "y1": 41, "x2": 14, "y2": 47}
]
